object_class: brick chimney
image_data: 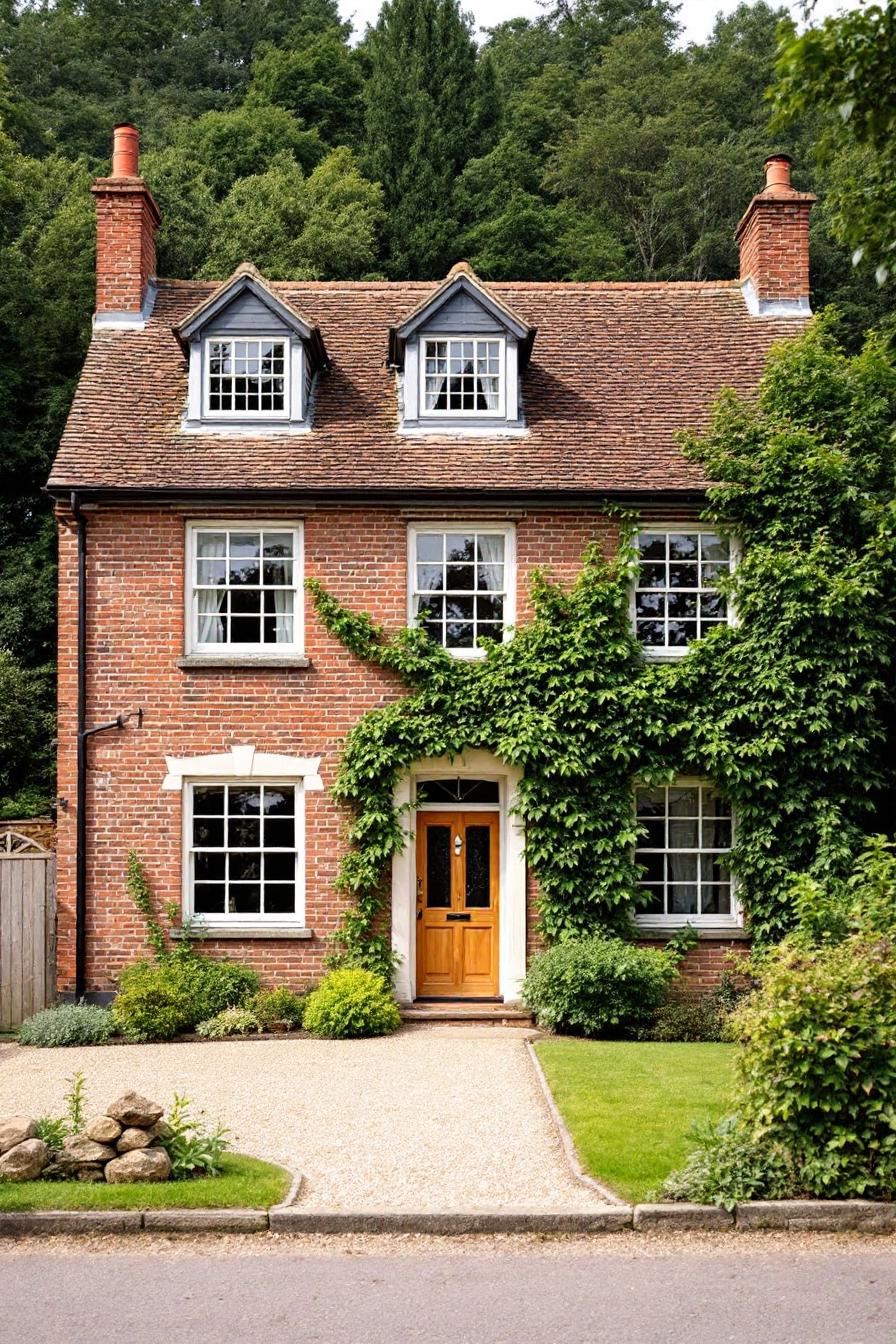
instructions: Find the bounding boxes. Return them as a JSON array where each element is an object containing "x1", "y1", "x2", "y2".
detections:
[
  {"x1": 735, "y1": 154, "x2": 816, "y2": 315},
  {"x1": 91, "y1": 123, "x2": 161, "y2": 327}
]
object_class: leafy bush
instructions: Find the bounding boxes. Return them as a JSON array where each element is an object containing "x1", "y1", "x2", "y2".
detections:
[
  {"x1": 111, "y1": 954, "x2": 260, "y2": 1042},
  {"x1": 639, "y1": 996, "x2": 726, "y2": 1043},
  {"x1": 18, "y1": 1002, "x2": 113, "y2": 1047},
  {"x1": 196, "y1": 1006, "x2": 261, "y2": 1038},
  {"x1": 158, "y1": 1093, "x2": 230, "y2": 1179},
  {"x1": 254, "y1": 985, "x2": 306, "y2": 1030},
  {"x1": 730, "y1": 932, "x2": 896, "y2": 1199},
  {"x1": 33, "y1": 1116, "x2": 68, "y2": 1149},
  {"x1": 660, "y1": 1116, "x2": 799, "y2": 1209},
  {"x1": 302, "y1": 969, "x2": 401, "y2": 1039},
  {"x1": 521, "y1": 935, "x2": 678, "y2": 1037}
]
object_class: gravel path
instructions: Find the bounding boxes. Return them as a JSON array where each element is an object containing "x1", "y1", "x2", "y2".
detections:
[{"x1": 0, "y1": 1026, "x2": 602, "y2": 1212}]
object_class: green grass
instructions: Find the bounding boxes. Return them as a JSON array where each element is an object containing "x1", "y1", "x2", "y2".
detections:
[
  {"x1": 0, "y1": 1153, "x2": 290, "y2": 1212},
  {"x1": 535, "y1": 1039, "x2": 736, "y2": 1204}
]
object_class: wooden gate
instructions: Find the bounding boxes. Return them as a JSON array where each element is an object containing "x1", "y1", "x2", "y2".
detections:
[{"x1": 0, "y1": 830, "x2": 57, "y2": 1031}]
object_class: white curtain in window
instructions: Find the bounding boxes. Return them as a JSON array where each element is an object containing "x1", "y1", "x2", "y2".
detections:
[
  {"x1": 477, "y1": 534, "x2": 504, "y2": 591},
  {"x1": 196, "y1": 534, "x2": 226, "y2": 643},
  {"x1": 197, "y1": 588, "x2": 226, "y2": 643},
  {"x1": 272, "y1": 587, "x2": 293, "y2": 644}
]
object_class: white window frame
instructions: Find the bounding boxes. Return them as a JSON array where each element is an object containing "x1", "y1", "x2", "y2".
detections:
[
  {"x1": 407, "y1": 523, "x2": 516, "y2": 660},
  {"x1": 418, "y1": 336, "x2": 507, "y2": 419},
  {"x1": 631, "y1": 524, "x2": 738, "y2": 659},
  {"x1": 182, "y1": 777, "x2": 306, "y2": 928},
  {"x1": 184, "y1": 521, "x2": 304, "y2": 658},
  {"x1": 202, "y1": 335, "x2": 296, "y2": 422},
  {"x1": 633, "y1": 776, "x2": 740, "y2": 929}
]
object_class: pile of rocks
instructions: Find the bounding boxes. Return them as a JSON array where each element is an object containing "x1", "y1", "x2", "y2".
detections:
[{"x1": 0, "y1": 1091, "x2": 173, "y2": 1184}]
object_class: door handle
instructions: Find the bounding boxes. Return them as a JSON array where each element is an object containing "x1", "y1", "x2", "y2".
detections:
[{"x1": 446, "y1": 912, "x2": 471, "y2": 922}]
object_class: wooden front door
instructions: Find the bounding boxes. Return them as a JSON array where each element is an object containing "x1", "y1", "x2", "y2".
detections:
[{"x1": 415, "y1": 811, "x2": 499, "y2": 999}]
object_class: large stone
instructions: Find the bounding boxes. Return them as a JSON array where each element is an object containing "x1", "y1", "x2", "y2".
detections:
[
  {"x1": 105, "y1": 1147, "x2": 171, "y2": 1184},
  {"x1": 84, "y1": 1115, "x2": 122, "y2": 1144},
  {"x1": 0, "y1": 1138, "x2": 49, "y2": 1182},
  {"x1": 59, "y1": 1134, "x2": 118, "y2": 1170},
  {"x1": 76, "y1": 1164, "x2": 106, "y2": 1183},
  {"x1": 116, "y1": 1127, "x2": 152, "y2": 1153},
  {"x1": 105, "y1": 1092, "x2": 164, "y2": 1128},
  {"x1": 0, "y1": 1116, "x2": 37, "y2": 1155}
]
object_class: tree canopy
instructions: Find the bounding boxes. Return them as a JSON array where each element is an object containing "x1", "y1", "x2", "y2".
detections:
[{"x1": 0, "y1": 0, "x2": 893, "y2": 815}]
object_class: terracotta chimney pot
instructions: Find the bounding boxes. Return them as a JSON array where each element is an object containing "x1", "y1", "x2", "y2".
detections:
[
  {"x1": 111, "y1": 123, "x2": 140, "y2": 178},
  {"x1": 764, "y1": 154, "x2": 793, "y2": 190}
]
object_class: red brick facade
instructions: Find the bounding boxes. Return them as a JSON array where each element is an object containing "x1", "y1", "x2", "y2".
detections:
[{"x1": 91, "y1": 177, "x2": 160, "y2": 315}]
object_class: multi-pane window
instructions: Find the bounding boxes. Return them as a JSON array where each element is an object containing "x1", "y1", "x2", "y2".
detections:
[
  {"x1": 190, "y1": 526, "x2": 300, "y2": 651},
  {"x1": 634, "y1": 531, "x2": 731, "y2": 653},
  {"x1": 189, "y1": 783, "x2": 299, "y2": 921},
  {"x1": 206, "y1": 339, "x2": 287, "y2": 415},
  {"x1": 635, "y1": 783, "x2": 734, "y2": 921},
  {"x1": 422, "y1": 339, "x2": 502, "y2": 414},
  {"x1": 411, "y1": 529, "x2": 510, "y2": 652}
]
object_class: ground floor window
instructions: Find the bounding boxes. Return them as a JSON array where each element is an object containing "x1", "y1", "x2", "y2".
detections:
[
  {"x1": 634, "y1": 781, "x2": 734, "y2": 923},
  {"x1": 187, "y1": 781, "x2": 300, "y2": 922}
]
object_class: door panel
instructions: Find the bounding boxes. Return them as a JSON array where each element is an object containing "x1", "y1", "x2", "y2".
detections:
[{"x1": 416, "y1": 810, "x2": 499, "y2": 998}]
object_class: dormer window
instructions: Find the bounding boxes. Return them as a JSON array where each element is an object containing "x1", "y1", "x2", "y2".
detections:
[
  {"x1": 176, "y1": 262, "x2": 328, "y2": 434},
  {"x1": 390, "y1": 263, "x2": 534, "y2": 433},
  {"x1": 205, "y1": 338, "x2": 287, "y2": 418},
  {"x1": 422, "y1": 338, "x2": 504, "y2": 416}
]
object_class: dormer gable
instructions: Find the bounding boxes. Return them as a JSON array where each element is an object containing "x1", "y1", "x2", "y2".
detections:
[
  {"x1": 389, "y1": 262, "x2": 535, "y2": 433},
  {"x1": 175, "y1": 262, "x2": 328, "y2": 433}
]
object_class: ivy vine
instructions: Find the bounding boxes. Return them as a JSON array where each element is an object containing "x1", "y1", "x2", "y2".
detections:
[{"x1": 309, "y1": 318, "x2": 896, "y2": 979}]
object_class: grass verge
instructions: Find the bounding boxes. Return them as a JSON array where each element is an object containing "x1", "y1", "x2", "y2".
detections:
[
  {"x1": 0, "y1": 1153, "x2": 290, "y2": 1212},
  {"x1": 535, "y1": 1039, "x2": 736, "y2": 1204}
]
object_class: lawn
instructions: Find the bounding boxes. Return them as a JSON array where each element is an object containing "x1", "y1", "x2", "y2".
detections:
[
  {"x1": 534, "y1": 1039, "x2": 736, "y2": 1204},
  {"x1": 0, "y1": 1153, "x2": 290, "y2": 1212}
]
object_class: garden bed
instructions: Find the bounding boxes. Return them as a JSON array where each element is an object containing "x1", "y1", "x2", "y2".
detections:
[
  {"x1": 534, "y1": 1039, "x2": 736, "y2": 1203},
  {"x1": 0, "y1": 1152, "x2": 290, "y2": 1212}
]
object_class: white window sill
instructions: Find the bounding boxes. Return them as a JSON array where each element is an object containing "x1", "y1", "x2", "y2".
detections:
[
  {"x1": 177, "y1": 655, "x2": 311, "y2": 670},
  {"x1": 173, "y1": 926, "x2": 314, "y2": 941}
]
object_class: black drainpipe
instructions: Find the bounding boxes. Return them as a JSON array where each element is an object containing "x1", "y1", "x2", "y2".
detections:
[{"x1": 71, "y1": 491, "x2": 142, "y2": 1000}]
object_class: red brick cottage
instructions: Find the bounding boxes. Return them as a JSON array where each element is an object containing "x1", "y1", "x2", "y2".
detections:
[{"x1": 47, "y1": 126, "x2": 815, "y2": 1005}]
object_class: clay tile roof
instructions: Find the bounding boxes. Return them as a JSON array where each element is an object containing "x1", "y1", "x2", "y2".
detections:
[{"x1": 47, "y1": 278, "x2": 810, "y2": 498}]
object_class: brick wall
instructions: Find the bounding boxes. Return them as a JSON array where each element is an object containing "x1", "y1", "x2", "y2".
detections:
[
  {"x1": 92, "y1": 180, "x2": 160, "y2": 314},
  {"x1": 639, "y1": 938, "x2": 752, "y2": 992},
  {"x1": 737, "y1": 197, "x2": 813, "y2": 305},
  {"x1": 61, "y1": 499, "x2": 727, "y2": 996}
]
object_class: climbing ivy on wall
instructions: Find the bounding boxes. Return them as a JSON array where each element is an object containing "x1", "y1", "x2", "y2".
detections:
[{"x1": 309, "y1": 318, "x2": 896, "y2": 978}]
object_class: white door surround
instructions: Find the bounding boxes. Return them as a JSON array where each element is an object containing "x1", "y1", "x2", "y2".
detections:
[{"x1": 391, "y1": 751, "x2": 527, "y2": 1003}]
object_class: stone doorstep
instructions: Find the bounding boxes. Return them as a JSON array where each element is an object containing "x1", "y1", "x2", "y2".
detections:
[{"x1": 1, "y1": 1201, "x2": 896, "y2": 1237}]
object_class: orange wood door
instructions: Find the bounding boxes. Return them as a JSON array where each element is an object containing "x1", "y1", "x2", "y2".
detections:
[{"x1": 415, "y1": 811, "x2": 499, "y2": 998}]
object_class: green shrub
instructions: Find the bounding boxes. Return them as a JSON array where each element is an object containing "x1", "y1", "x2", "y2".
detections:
[
  {"x1": 18, "y1": 1002, "x2": 113, "y2": 1047},
  {"x1": 731, "y1": 932, "x2": 896, "y2": 1199},
  {"x1": 254, "y1": 985, "x2": 306, "y2": 1030},
  {"x1": 660, "y1": 1115, "x2": 799, "y2": 1209},
  {"x1": 196, "y1": 1006, "x2": 261, "y2": 1038},
  {"x1": 158, "y1": 1094, "x2": 230, "y2": 1179},
  {"x1": 33, "y1": 1116, "x2": 68, "y2": 1149},
  {"x1": 302, "y1": 969, "x2": 401, "y2": 1039},
  {"x1": 111, "y1": 954, "x2": 260, "y2": 1042},
  {"x1": 521, "y1": 935, "x2": 678, "y2": 1037},
  {"x1": 639, "y1": 996, "x2": 726, "y2": 1043}
]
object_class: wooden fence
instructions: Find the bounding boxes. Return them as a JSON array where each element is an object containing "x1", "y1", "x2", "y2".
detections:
[{"x1": 0, "y1": 830, "x2": 56, "y2": 1031}]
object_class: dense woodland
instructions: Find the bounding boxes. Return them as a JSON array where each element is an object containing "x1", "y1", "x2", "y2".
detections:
[{"x1": 0, "y1": 0, "x2": 893, "y2": 815}]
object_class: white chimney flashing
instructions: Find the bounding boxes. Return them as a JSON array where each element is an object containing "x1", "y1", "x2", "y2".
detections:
[{"x1": 740, "y1": 278, "x2": 812, "y2": 319}]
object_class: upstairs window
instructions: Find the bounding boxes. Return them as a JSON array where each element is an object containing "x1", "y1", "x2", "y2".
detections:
[
  {"x1": 187, "y1": 524, "x2": 302, "y2": 655},
  {"x1": 409, "y1": 526, "x2": 514, "y2": 655},
  {"x1": 205, "y1": 338, "x2": 287, "y2": 418},
  {"x1": 634, "y1": 781, "x2": 735, "y2": 924},
  {"x1": 421, "y1": 339, "x2": 504, "y2": 416},
  {"x1": 634, "y1": 529, "x2": 732, "y2": 655}
]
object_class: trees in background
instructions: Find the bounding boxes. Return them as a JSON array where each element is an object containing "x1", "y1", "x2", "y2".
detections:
[{"x1": 0, "y1": 0, "x2": 892, "y2": 813}]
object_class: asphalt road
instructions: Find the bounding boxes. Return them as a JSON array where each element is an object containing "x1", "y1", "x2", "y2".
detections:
[{"x1": 4, "y1": 1241, "x2": 896, "y2": 1344}]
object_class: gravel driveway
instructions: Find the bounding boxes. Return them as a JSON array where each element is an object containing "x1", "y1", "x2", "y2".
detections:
[{"x1": 0, "y1": 1026, "x2": 602, "y2": 1212}]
